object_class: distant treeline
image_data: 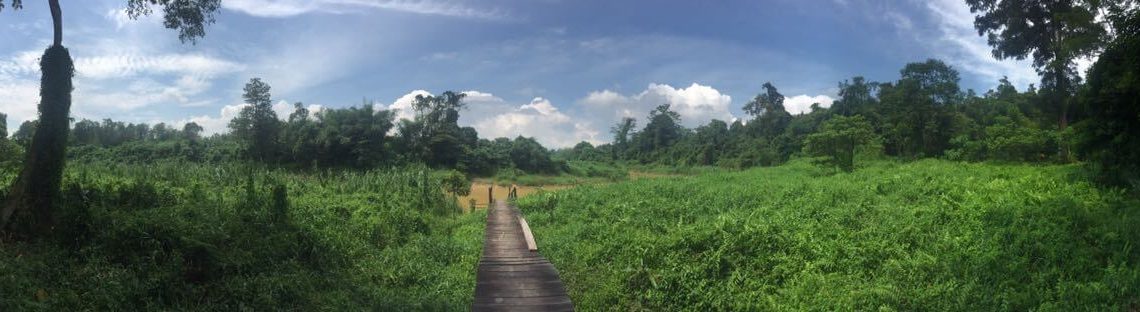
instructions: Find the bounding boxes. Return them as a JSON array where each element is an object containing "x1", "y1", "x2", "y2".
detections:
[
  {"x1": 2, "y1": 31, "x2": 1137, "y2": 186},
  {"x1": 557, "y1": 54, "x2": 1138, "y2": 186},
  {"x1": 561, "y1": 60, "x2": 1068, "y2": 167},
  {"x1": 0, "y1": 83, "x2": 563, "y2": 176}
]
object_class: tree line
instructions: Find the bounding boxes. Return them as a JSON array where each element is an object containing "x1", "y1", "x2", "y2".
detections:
[
  {"x1": 1, "y1": 0, "x2": 1137, "y2": 237},
  {"x1": 1, "y1": 79, "x2": 563, "y2": 176},
  {"x1": 560, "y1": 1, "x2": 1140, "y2": 188}
]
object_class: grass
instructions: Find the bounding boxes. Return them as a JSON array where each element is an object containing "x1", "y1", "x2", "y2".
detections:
[
  {"x1": 0, "y1": 161, "x2": 485, "y2": 310},
  {"x1": 517, "y1": 159, "x2": 1140, "y2": 311}
]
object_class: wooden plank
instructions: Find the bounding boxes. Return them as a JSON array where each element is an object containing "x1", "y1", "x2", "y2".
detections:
[
  {"x1": 472, "y1": 200, "x2": 573, "y2": 311},
  {"x1": 517, "y1": 217, "x2": 538, "y2": 251}
]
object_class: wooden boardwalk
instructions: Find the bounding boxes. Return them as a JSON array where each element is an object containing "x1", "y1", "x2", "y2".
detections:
[{"x1": 472, "y1": 200, "x2": 573, "y2": 311}]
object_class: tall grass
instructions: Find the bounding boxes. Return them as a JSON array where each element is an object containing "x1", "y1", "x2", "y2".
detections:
[
  {"x1": 0, "y1": 161, "x2": 484, "y2": 310},
  {"x1": 518, "y1": 159, "x2": 1140, "y2": 310}
]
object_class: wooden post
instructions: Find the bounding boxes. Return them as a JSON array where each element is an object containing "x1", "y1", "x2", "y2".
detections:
[{"x1": 488, "y1": 186, "x2": 493, "y2": 206}]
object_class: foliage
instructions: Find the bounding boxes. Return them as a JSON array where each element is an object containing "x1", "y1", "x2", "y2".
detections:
[
  {"x1": 518, "y1": 160, "x2": 1140, "y2": 310},
  {"x1": 965, "y1": 0, "x2": 1135, "y2": 133},
  {"x1": 440, "y1": 169, "x2": 471, "y2": 197},
  {"x1": 0, "y1": 162, "x2": 484, "y2": 309},
  {"x1": 1078, "y1": 13, "x2": 1140, "y2": 188},
  {"x1": 804, "y1": 115, "x2": 879, "y2": 172},
  {"x1": 124, "y1": 0, "x2": 221, "y2": 44},
  {"x1": 229, "y1": 78, "x2": 280, "y2": 162}
]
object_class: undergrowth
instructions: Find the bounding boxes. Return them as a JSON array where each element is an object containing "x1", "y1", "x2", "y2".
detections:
[
  {"x1": 518, "y1": 159, "x2": 1140, "y2": 311},
  {"x1": 0, "y1": 161, "x2": 484, "y2": 310}
]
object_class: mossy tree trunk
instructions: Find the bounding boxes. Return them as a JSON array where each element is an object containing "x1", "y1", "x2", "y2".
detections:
[{"x1": 1, "y1": 0, "x2": 72, "y2": 236}]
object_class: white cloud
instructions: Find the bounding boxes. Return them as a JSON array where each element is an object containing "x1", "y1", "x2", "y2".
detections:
[
  {"x1": 386, "y1": 90, "x2": 432, "y2": 122},
  {"x1": 222, "y1": 0, "x2": 508, "y2": 19},
  {"x1": 783, "y1": 94, "x2": 834, "y2": 115},
  {"x1": 383, "y1": 89, "x2": 600, "y2": 147},
  {"x1": 74, "y1": 53, "x2": 243, "y2": 80},
  {"x1": 273, "y1": 100, "x2": 325, "y2": 120},
  {"x1": 581, "y1": 82, "x2": 736, "y2": 128},
  {"x1": 178, "y1": 103, "x2": 248, "y2": 136},
  {"x1": 171, "y1": 100, "x2": 322, "y2": 136},
  {"x1": 474, "y1": 97, "x2": 598, "y2": 147},
  {"x1": 0, "y1": 79, "x2": 38, "y2": 135},
  {"x1": 0, "y1": 45, "x2": 244, "y2": 129}
]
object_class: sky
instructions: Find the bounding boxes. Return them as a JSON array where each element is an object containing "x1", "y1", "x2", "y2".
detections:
[{"x1": 0, "y1": 0, "x2": 1048, "y2": 148}]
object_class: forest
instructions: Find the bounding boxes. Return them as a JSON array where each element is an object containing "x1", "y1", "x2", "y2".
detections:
[{"x1": 1, "y1": 0, "x2": 1139, "y2": 310}]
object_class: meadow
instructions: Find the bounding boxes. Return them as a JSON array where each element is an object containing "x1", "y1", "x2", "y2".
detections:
[
  {"x1": 517, "y1": 159, "x2": 1140, "y2": 310},
  {"x1": 0, "y1": 162, "x2": 485, "y2": 310}
]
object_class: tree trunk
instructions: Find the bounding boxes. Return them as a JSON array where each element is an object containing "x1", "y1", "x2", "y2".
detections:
[{"x1": 1, "y1": 0, "x2": 72, "y2": 236}]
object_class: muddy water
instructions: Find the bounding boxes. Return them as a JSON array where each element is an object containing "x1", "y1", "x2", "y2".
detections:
[{"x1": 458, "y1": 182, "x2": 573, "y2": 212}]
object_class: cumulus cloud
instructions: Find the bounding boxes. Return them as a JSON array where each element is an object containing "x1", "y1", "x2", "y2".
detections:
[
  {"x1": 474, "y1": 97, "x2": 598, "y2": 147},
  {"x1": 384, "y1": 90, "x2": 600, "y2": 148},
  {"x1": 580, "y1": 83, "x2": 736, "y2": 128},
  {"x1": 178, "y1": 103, "x2": 249, "y2": 137},
  {"x1": 783, "y1": 94, "x2": 835, "y2": 115},
  {"x1": 222, "y1": 0, "x2": 508, "y2": 20},
  {"x1": 386, "y1": 90, "x2": 433, "y2": 122},
  {"x1": 172, "y1": 100, "x2": 322, "y2": 136}
]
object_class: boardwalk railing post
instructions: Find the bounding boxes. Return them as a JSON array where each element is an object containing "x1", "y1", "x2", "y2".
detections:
[{"x1": 488, "y1": 186, "x2": 493, "y2": 206}]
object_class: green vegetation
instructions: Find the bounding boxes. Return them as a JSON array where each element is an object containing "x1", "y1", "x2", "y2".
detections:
[
  {"x1": 519, "y1": 160, "x2": 1140, "y2": 310},
  {"x1": 804, "y1": 115, "x2": 879, "y2": 172},
  {"x1": 0, "y1": 0, "x2": 1137, "y2": 309},
  {"x1": 0, "y1": 163, "x2": 484, "y2": 309}
]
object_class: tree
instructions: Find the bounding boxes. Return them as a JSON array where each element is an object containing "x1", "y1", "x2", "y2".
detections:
[
  {"x1": 743, "y1": 82, "x2": 792, "y2": 138},
  {"x1": 879, "y1": 59, "x2": 963, "y2": 158},
  {"x1": 1, "y1": 0, "x2": 221, "y2": 235},
  {"x1": 182, "y1": 122, "x2": 203, "y2": 141},
  {"x1": 804, "y1": 115, "x2": 878, "y2": 172},
  {"x1": 229, "y1": 78, "x2": 281, "y2": 162},
  {"x1": 639, "y1": 104, "x2": 682, "y2": 154},
  {"x1": 441, "y1": 170, "x2": 471, "y2": 197},
  {"x1": 1078, "y1": 13, "x2": 1140, "y2": 187},
  {"x1": 396, "y1": 91, "x2": 467, "y2": 167},
  {"x1": 11, "y1": 120, "x2": 36, "y2": 148},
  {"x1": 833, "y1": 77, "x2": 879, "y2": 117},
  {"x1": 965, "y1": 0, "x2": 1131, "y2": 136},
  {"x1": 313, "y1": 104, "x2": 395, "y2": 168},
  {"x1": 609, "y1": 117, "x2": 636, "y2": 160},
  {"x1": 0, "y1": 113, "x2": 17, "y2": 164},
  {"x1": 509, "y1": 136, "x2": 557, "y2": 173}
]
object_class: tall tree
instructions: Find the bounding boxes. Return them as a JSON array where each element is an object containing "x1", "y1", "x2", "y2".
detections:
[
  {"x1": 412, "y1": 91, "x2": 466, "y2": 167},
  {"x1": 229, "y1": 78, "x2": 281, "y2": 162},
  {"x1": 1, "y1": 0, "x2": 221, "y2": 235},
  {"x1": 965, "y1": 0, "x2": 1127, "y2": 133},
  {"x1": 880, "y1": 59, "x2": 963, "y2": 158},
  {"x1": 640, "y1": 103, "x2": 682, "y2": 152},
  {"x1": 743, "y1": 82, "x2": 792, "y2": 138},
  {"x1": 833, "y1": 77, "x2": 879, "y2": 117},
  {"x1": 0, "y1": 112, "x2": 6, "y2": 139},
  {"x1": 1078, "y1": 12, "x2": 1140, "y2": 186},
  {"x1": 182, "y1": 122, "x2": 203, "y2": 141},
  {"x1": 609, "y1": 117, "x2": 636, "y2": 160}
]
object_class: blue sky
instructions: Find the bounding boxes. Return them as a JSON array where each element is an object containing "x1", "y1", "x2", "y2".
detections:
[{"x1": 1, "y1": 0, "x2": 1046, "y2": 147}]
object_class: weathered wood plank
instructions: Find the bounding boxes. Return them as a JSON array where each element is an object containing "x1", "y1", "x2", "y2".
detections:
[
  {"x1": 518, "y1": 217, "x2": 539, "y2": 251},
  {"x1": 472, "y1": 200, "x2": 573, "y2": 311}
]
